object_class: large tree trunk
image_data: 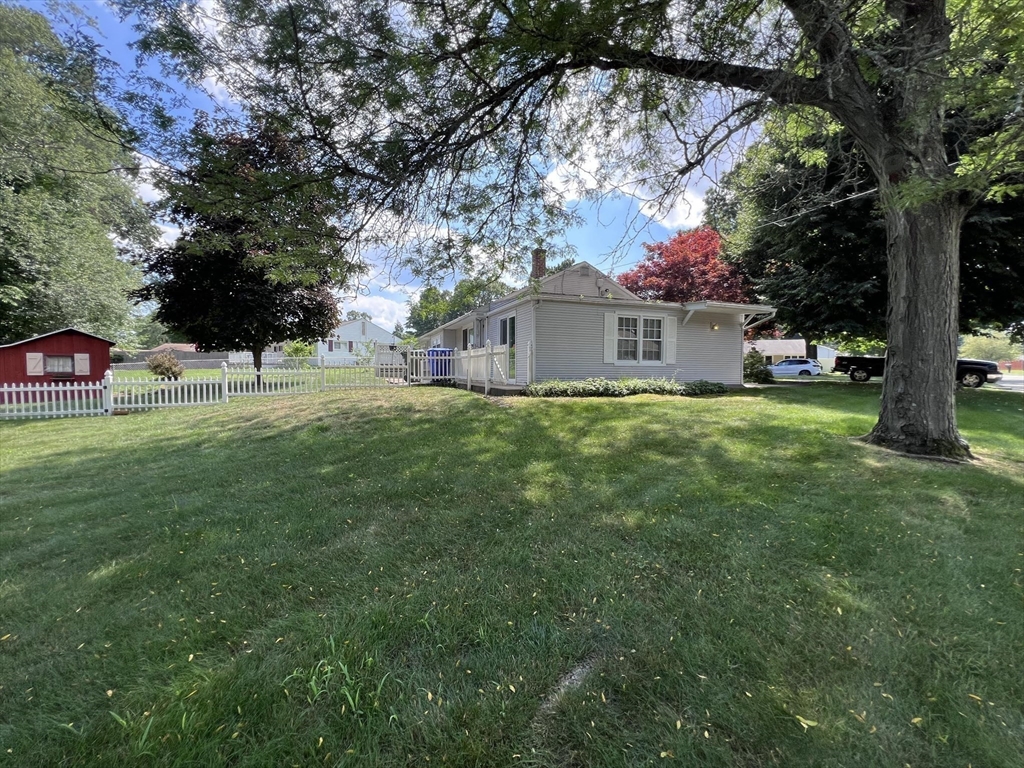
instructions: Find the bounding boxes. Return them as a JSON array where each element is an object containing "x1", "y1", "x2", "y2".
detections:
[{"x1": 864, "y1": 193, "x2": 971, "y2": 459}]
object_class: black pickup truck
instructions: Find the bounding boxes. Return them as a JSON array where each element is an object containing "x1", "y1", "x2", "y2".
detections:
[{"x1": 832, "y1": 355, "x2": 1003, "y2": 388}]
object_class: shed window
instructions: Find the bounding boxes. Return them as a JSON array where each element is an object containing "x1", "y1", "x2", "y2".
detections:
[{"x1": 45, "y1": 355, "x2": 74, "y2": 375}]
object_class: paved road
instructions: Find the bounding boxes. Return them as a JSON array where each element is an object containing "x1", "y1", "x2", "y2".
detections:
[{"x1": 992, "y1": 378, "x2": 1024, "y2": 393}]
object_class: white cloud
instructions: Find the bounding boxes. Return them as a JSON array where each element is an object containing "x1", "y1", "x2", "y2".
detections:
[
  {"x1": 158, "y1": 223, "x2": 180, "y2": 245},
  {"x1": 342, "y1": 295, "x2": 407, "y2": 330},
  {"x1": 639, "y1": 189, "x2": 706, "y2": 230}
]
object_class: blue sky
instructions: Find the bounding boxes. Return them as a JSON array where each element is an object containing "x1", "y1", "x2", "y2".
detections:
[{"x1": 35, "y1": 0, "x2": 710, "y2": 331}]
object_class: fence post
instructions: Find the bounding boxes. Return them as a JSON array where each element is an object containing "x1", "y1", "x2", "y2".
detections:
[
  {"x1": 102, "y1": 370, "x2": 113, "y2": 415},
  {"x1": 320, "y1": 355, "x2": 327, "y2": 391},
  {"x1": 221, "y1": 362, "x2": 229, "y2": 403},
  {"x1": 484, "y1": 341, "x2": 491, "y2": 396}
]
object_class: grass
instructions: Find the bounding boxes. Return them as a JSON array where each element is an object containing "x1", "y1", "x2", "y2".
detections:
[{"x1": 1, "y1": 383, "x2": 1021, "y2": 767}]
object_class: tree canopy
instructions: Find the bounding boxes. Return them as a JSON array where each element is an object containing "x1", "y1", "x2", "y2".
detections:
[
  {"x1": 405, "y1": 277, "x2": 514, "y2": 337},
  {"x1": 136, "y1": 123, "x2": 341, "y2": 368},
  {"x1": 118, "y1": 0, "x2": 1024, "y2": 457},
  {"x1": 710, "y1": 123, "x2": 1024, "y2": 344},
  {"x1": 617, "y1": 227, "x2": 750, "y2": 304},
  {"x1": 0, "y1": 4, "x2": 155, "y2": 345}
]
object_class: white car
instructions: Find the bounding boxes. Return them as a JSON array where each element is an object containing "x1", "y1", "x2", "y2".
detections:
[{"x1": 769, "y1": 358, "x2": 822, "y2": 377}]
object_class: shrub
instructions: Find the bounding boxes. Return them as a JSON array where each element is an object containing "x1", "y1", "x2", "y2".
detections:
[
  {"x1": 146, "y1": 351, "x2": 184, "y2": 379},
  {"x1": 523, "y1": 377, "x2": 726, "y2": 398},
  {"x1": 743, "y1": 349, "x2": 774, "y2": 384},
  {"x1": 283, "y1": 340, "x2": 315, "y2": 359},
  {"x1": 681, "y1": 379, "x2": 729, "y2": 396}
]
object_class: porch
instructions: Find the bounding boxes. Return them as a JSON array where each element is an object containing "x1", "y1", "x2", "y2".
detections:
[{"x1": 376, "y1": 342, "x2": 532, "y2": 394}]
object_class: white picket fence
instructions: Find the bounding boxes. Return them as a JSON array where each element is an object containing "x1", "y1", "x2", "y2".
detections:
[
  {"x1": 1, "y1": 343, "x2": 530, "y2": 420},
  {"x1": 0, "y1": 379, "x2": 109, "y2": 419}
]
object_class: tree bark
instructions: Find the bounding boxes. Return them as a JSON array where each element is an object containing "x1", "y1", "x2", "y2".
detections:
[
  {"x1": 864, "y1": 193, "x2": 972, "y2": 459},
  {"x1": 252, "y1": 346, "x2": 264, "y2": 388}
]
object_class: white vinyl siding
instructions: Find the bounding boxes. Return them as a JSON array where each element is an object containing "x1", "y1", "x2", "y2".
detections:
[{"x1": 536, "y1": 302, "x2": 741, "y2": 384}]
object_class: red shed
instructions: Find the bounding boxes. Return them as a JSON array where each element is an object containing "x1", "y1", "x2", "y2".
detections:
[{"x1": 0, "y1": 328, "x2": 114, "y2": 385}]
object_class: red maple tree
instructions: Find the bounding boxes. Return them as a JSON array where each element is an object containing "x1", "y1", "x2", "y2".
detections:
[{"x1": 616, "y1": 227, "x2": 749, "y2": 304}]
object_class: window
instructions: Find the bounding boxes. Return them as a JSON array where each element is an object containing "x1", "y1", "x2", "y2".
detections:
[
  {"x1": 605, "y1": 312, "x2": 675, "y2": 366},
  {"x1": 642, "y1": 318, "x2": 663, "y2": 361},
  {"x1": 348, "y1": 341, "x2": 354, "y2": 353},
  {"x1": 328, "y1": 339, "x2": 334, "y2": 352},
  {"x1": 617, "y1": 316, "x2": 638, "y2": 361},
  {"x1": 45, "y1": 355, "x2": 74, "y2": 375}
]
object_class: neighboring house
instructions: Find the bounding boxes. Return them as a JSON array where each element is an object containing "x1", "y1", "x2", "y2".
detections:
[
  {"x1": 744, "y1": 339, "x2": 838, "y2": 365},
  {"x1": 418, "y1": 253, "x2": 776, "y2": 386},
  {"x1": 0, "y1": 328, "x2": 113, "y2": 384},
  {"x1": 744, "y1": 339, "x2": 806, "y2": 365},
  {"x1": 318, "y1": 319, "x2": 398, "y2": 359}
]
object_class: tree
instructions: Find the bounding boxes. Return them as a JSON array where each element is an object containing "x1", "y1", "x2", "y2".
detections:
[
  {"x1": 0, "y1": 5, "x2": 155, "y2": 345},
  {"x1": 405, "y1": 277, "x2": 513, "y2": 337},
  {"x1": 710, "y1": 125, "x2": 1024, "y2": 344},
  {"x1": 136, "y1": 123, "x2": 341, "y2": 370},
  {"x1": 344, "y1": 310, "x2": 373, "y2": 322},
  {"x1": 617, "y1": 227, "x2": 749, "y2": 304},
  {"x1": 122, "y1": 1, "x2": 1024, "y2": 458},
  {"x1": 960, "y1": 331, "x2": 1021, "y2": 363}
]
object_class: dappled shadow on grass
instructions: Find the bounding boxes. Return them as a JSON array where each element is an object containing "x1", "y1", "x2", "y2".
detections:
[{"x1": 1, "y1": 387, "x2": 1022, "y2": 766}]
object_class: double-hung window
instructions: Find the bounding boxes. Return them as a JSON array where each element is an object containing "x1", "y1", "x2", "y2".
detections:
[
  {"x1": 605, "y1": 312, "x2": 675, "y2": 366},
  {"x1": 617, "y1": 316, "x2": 662, "y2": 362},
  {"x1": 642, "y1": 318, "x2": 663, "y2": 361}
]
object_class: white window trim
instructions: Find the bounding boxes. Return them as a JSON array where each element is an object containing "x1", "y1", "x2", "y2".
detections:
[{"x1": 604, "y1": 311, "x2": 676, "y2": 366}]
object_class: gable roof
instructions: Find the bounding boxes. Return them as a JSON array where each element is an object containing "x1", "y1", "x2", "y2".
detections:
[
  {"x1": 0, "y1": 327, "x2": 116, "y2": 349},
  {"x1": 331, "y1": 318, "x2": 394, "y2": 336}
]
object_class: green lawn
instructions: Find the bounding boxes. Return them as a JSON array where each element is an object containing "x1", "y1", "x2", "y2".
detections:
[{"x1": 1, "y1": 384, "x2": 1021, "y2": 767}]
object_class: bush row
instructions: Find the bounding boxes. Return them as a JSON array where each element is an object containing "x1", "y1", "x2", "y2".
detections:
[{"x1": 522, "y1": 377, "x2": 728, "y2": 398}]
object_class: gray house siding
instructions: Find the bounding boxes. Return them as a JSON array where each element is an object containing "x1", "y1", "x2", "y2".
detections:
[{"x1": 534, "y1": 301, "x2": 743, "y2": 385}]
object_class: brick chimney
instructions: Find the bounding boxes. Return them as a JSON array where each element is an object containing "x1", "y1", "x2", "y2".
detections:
[{"x1": 531, "y1": 247, "x2": 547, "y2": 280}]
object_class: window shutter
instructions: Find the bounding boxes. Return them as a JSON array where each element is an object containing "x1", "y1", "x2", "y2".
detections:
[
  {"x1": 26, "y1": 352, "x2": 44, "y2": 376},
  {"x1": 74, "y1": 353, "x2": 91, "y2": 376},
  {"x1": 664, "y1": 317, "x2": 677, "y2": 364},
  {"x1": 604, "y1": 313, "x2": 616, "y2": 364}
]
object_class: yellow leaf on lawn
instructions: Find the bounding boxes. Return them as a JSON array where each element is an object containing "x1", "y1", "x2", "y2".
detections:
[
  {"x1": 911, "y1": 717, "x2": 923, "y2": 725},
  {"x1": 795, "y1": 716, "x2": 818, "y2": 730}
]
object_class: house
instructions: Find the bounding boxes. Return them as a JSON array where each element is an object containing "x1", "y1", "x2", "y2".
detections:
[
  {"x1": 113, "y1": 343, "x2": 225, "y2": 369},
  {"x1": 418, "y1": 252, "x2": 776, "y2": 387},
  {"x1": 0, "y1": 328, "x2": 113, "y2": 384},
  {"x1": 743, "y1": 339, "x2": 838, "y2": 365},
  {"x1": 318, "y1": 319, "x2": 398, "y2": 360}
]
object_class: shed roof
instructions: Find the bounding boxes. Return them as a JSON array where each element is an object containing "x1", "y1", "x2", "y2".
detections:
[{"x1": 0, "y1": 327, "x2": 115, "y2": 350}]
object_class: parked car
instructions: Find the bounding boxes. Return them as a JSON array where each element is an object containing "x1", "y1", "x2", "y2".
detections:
[
  {"x1": 832, "y1": 355, "x2": 1003, "y2": 387},
  {"x1": 768, "y1": 358, "x2": 822, "y2": 377}
]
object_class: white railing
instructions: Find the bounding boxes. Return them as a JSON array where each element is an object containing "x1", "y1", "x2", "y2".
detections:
[
  {"x1": 407, "y1": 342, "x2": 527, "y2": 392},
  {"x1": 1, "y1": 379, "x2": 109, "y2": 419}
]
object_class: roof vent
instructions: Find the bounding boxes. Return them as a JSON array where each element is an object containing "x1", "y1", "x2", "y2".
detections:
[{"x1": 580, "y1": 265, "x2": 590, "y2": 277}]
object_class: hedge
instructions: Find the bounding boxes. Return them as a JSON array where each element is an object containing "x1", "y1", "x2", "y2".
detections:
[{"x1": 522, "y1": 377, "x2": 728, "y2": 398}]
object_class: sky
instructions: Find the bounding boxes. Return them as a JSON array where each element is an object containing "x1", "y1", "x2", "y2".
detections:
[{"x1": 34, "y1": 0, "x2": 715, "y2": 332}]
